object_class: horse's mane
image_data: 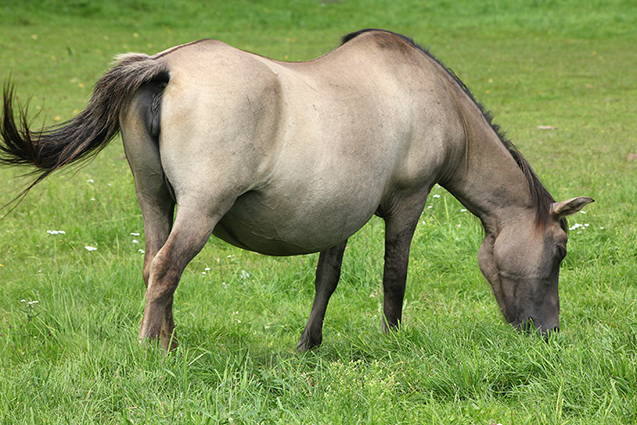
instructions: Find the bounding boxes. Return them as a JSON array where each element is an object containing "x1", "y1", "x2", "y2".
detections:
[{"x1": 342, "y1": 29, "x2": 563, "y2": 231}]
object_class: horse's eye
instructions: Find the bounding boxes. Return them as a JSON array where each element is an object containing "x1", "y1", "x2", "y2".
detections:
[{"x1": 556, "y1": 245, "x2": 567, "y2": 261}]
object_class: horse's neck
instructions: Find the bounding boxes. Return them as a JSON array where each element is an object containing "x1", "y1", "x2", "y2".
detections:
[{"x1": 440, "y1": 106, "x2": 535, "y2": 233}]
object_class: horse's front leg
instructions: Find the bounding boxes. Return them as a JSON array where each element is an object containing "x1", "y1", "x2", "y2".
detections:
[
  {"x1": 381, "y1": 201, "x2": 425, "y2": 332},
  {"x1": 297, "y1": 239, "x2": 348, "y2": 352}
]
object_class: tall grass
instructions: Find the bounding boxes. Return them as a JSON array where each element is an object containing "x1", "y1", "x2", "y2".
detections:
[{"x1": 1, "y1": 0, "x2": 636, "y2": 423}]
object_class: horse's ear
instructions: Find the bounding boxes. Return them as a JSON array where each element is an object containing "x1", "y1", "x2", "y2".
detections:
[{"x1": 550, "y1": 197, "x2": 594, "y2": 219}]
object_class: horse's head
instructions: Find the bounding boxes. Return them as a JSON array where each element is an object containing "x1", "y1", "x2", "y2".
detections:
[{"x1": 478, "y1": 196, "x2": 593, "y2": 335}]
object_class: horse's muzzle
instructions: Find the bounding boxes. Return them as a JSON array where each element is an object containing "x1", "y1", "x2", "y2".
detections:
[{"x1": 514, "y1": 317, "x2": 560, "y2": 339}]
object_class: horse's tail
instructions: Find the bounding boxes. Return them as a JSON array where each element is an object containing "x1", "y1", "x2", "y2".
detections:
[{"x1": 0, "y1": 53, "x2": 169, "y2": 196}]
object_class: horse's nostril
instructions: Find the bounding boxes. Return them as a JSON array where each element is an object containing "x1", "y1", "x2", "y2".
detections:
[
  {"x1": 540, "y1": 325, "x2": 560, "y2": 341},
  {"x1": 547, "y1": 325, "x2": 560, "y2": 334}
]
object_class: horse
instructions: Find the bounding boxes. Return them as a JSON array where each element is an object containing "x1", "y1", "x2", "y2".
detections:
[{"x1": 0, "y1": 29, "x2": 593, "y2": 351}]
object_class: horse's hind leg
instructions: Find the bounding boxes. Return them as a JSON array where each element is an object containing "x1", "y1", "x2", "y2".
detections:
[
  {"x1": 122, "y1": 87, "x2": 178, "y2": 349},
  {"x1": 136, "y1": 192, "x2": 177, "y2": 349},
  {"x1": 138, "y1": 206, "x2": 218, "y2": 350},
  {"x1": 297, "y1": 239, "x2": 348, "y2": 352},
  {"x1": 381, "y1": 199, "x2": 426, "y2": 332}
]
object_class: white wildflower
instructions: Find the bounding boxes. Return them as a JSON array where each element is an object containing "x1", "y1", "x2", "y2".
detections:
[
  {"x1": 85, "y1": 246, "x2": 97, "y2": 251},
  {"x1": 86, "y1": 179, "x2": 94, "y2": 183},
  {"x1": 130, "y1": 232, "x2": 140, "y2": 236},
  {"x1": 47, "y1": 230, "x2": 66, "y2": 235}
]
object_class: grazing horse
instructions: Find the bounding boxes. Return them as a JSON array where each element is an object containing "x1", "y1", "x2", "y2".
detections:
[{"x1": 1, "y1": 29, "x2": 592, "y2": 351}]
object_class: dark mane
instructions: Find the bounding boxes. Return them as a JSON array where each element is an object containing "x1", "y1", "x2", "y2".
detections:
[{"x1": 342, "y1": 29, "x2": 563, "y2": 230}]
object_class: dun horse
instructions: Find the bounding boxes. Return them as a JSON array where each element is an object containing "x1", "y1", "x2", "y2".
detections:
[{"x1": 1, "y1": 30, "x2": 592, "y2": 351}]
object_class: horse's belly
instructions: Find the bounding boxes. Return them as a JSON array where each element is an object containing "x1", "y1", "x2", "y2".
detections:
[{"x1": 212, "y1": 189, "x2": 377, "y2": 256}]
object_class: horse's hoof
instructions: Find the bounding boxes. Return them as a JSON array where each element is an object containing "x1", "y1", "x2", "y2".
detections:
[{"x1": 296, "y1": 336, "x2": 321, "y2": 353}]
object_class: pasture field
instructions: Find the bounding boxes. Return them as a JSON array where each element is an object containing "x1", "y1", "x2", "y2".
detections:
[{"x1": 0, "y1": 0, "x2": 636, "y2": 423}]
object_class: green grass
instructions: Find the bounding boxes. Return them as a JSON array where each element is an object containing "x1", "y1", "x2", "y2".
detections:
[{"x1": 1, "y1": 0, "x2": 636, "y2": 423}]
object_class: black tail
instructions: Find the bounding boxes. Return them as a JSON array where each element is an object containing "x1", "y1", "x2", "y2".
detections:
[{"x1": 0, "y1": 53, "x2": 169, "y2": 202}]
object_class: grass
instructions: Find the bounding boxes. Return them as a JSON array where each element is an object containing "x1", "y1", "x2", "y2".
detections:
[{"x1": 1, "y1": 0, "x2": 636, "y2": 423}]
